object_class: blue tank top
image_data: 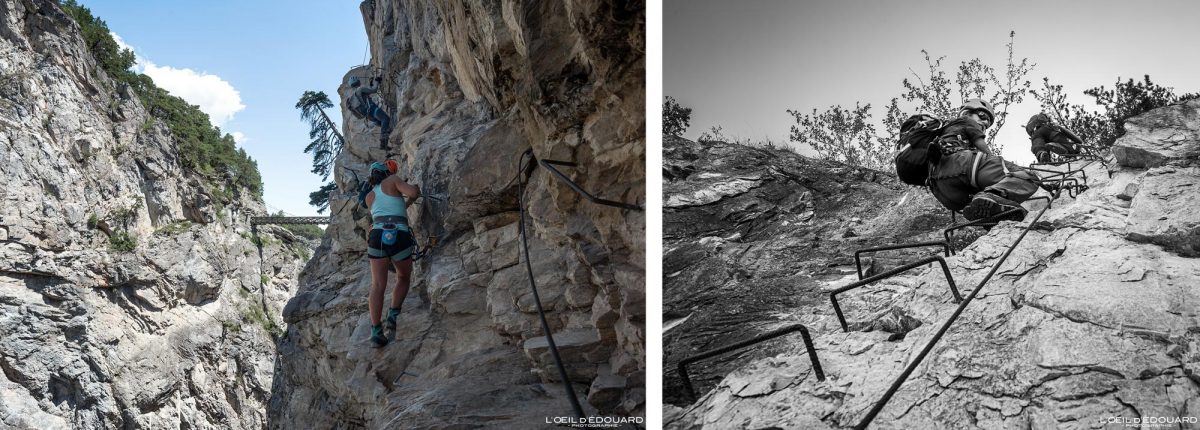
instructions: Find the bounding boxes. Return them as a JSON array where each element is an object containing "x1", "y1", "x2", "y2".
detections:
[{"x1": 370, "y1": 183, "x2": 409, "y2": 230}]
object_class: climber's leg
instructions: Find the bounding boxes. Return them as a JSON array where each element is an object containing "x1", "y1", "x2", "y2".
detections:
[
  {"x1": 368, "y1": 254, "x2": 390, "y2": 327},
  {"x1": 379, "y1": 230, "x2": 414, "y2": 330}
]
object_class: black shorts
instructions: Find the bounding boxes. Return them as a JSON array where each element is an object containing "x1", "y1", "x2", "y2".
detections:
[{"x1": 367, "y1": 227, "x2": 415, "y2": 261}]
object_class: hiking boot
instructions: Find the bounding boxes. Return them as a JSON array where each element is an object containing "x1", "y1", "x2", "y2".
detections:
[
  {"x1": 963, "y1": 192, "x2": 1027, "y2": 222},
  {"x1": 370, "y1": 325, "x2": 389, "y2": 348},
  {"x1": 385, "y1": 308, "x2": 401, "y2": 330}
]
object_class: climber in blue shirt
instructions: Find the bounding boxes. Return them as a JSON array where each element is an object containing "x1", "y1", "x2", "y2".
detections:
[{"x1": 363, "y1": 160, "x2": 420, "y2": 347}]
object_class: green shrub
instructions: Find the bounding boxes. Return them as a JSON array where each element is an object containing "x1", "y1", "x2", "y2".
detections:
[
  {"x1": 243, "y1": 305, "x2": 283, "y2": 337},
  {"x1": 663, "y1": 96, "x2": 692, "y2": 137},
  {"x1": 109, "y1": 231, "x2": 137, "y2": 252},
  {"x1": 60, "y1": 1, "x2": 135, "y2": 81},
  {"x1": 251, "y1": 234, "x2": 281, "y2": 248},
  {"x1": 284, "y1": 224, "x2": 325, "y2": 240},
  {"x1": 260, "y1": 275, "x2": 270, "y2": 285},
  {"x1": 86, "y1": 213, "x2": 99, "y2": 229},
  {"x1": 60, "y1": 0, "x2": 262, "y2": 203},
  {"x1": 154, "y1": 220, "x2": 193, "y2": 236},
  {"x1": 788, "y1": 31, "x2": 1034, "y2": 168},
  {"x1": 1034, "y1": 75, "x2": 1200, "y2": 149},
  {"x1": 109, "y1": 200, "x2": 142, "y2": 228}
]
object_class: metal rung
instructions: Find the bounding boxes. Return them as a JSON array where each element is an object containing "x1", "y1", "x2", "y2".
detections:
[
  {"x1": 856, "y1": 196, "x2": 1052, "y2": 429},
  {"x1": 539, "y1": 160, "x2": 644, "y2": 211},
  {"x1": 830, "y1": 255, "x2": 960, "y2": 332},
  {"x1": 854, "y1": 241, "x2": 953, "y2": 280},
  {"x1": 677, "y1": 323, "x2": 823, "y2": 401}
]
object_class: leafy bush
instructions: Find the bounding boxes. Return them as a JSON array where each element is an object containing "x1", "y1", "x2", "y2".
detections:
[
  {"x1": 1033, "y1": 75, "x2": 1199, "y2": 149},
  {"x1": 61, "y1": 0, "x2": 136, "y2": 81},
  {"x1": 663, "y1": 96, "x2": 692, "y2": 137},
  {"x1": 109, "y1": 199, "x2": 142, "y2": 228},
  {"x1": 789, "y1": 32, "x2": 1034, "y2": 169},
  {"x1": 243, "y1": 304, "x2": 283, "y2": 338},
  {"x1": 109, "y1": 231, "x2": 137, "y2": 252},
  {"x1": 60, "y1": 1, "x2": 262, "y2": 202},
  {"x1": 788, "y1": 102, "x2": 887, "y2": 170},
  {"x1": 282, "y1": 224, "x2": 325, "y2": 241},
  {"x1": 154, "y1": 220, "x2": 193, "y2": 236}
]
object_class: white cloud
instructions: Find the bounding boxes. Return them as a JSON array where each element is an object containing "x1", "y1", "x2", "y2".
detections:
[
  {"x1": 111, "y1": 32, "x2": 134, "y2": 54},
  {"x1": 231, "y1": 131, "x2": 248, "y2": 145},
  {"x1": 109, "y1": 32, "x2": 246, "y2": 128},
  {"x1": 141, "y1": 62, "x2": 245, "y2": 127}
]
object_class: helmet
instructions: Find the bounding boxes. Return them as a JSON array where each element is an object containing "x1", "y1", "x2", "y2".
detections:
[
  {"x1": 384, "y1": 159, "x2": 399, "y2": 174},
  {"x1": 1025, "y1": 113, "x2": 1050, "y2": 136},
  {"x1": 960, "y1": 98, "x2": 995, "y2": 128},
  {"x1": 349, "y1": 76, "x2": 361, "y2": 87}
]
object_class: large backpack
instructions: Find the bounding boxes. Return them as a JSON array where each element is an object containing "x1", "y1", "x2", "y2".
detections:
[
  {"x1": 893, "y1": 114, "x2": 945, "y2": 186},
  {"x1": 347, "y1": 92, "x2": 370, "y2": 120}
]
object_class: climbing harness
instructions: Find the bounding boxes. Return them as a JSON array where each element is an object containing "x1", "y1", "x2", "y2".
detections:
[{"x1": 515, "y1": 149, "x2": 642, "y2": 419}]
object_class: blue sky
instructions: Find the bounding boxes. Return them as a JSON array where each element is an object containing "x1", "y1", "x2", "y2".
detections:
[
  {"x1": 78, "y1": 0, "x2": 367, "y2": 216},
  {"x1": 665, "y1": 0, "x2": 1200, "y2": 165}
]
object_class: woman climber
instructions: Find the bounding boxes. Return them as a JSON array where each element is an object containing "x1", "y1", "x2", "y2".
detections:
[{"x1": 364, "y1": 159, "x2": 420, "y2": 347}]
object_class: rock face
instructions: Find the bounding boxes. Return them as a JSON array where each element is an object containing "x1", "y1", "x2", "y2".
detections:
[
  {"x1": 668, "y1": 100, "x2": 1200, "y2": 429},
  {"x1": 0, "y1": 1, "x2": 311, "y2": 429},
  {"x1": 269, "y1": 1, "x2": 645, "y2": 428},
  {"x1": 662, "y1": 135, "x2": 953, "y2": 407}
]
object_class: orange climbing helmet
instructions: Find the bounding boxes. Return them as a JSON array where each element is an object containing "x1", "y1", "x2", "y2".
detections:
[{"x1": 370, "y1": 160, "x2": 399, "y2": 175}]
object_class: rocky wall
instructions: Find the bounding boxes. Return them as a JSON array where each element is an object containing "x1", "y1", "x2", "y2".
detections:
[
  {"x1": 270, "y1": 0, "x2": 645, "y2": 428},
  {"x1": 0, "y1": 1, "x2": 311, "y2": 428},
  {"x1": 668, "y1": 101, "x2": 1200, "y2": 429}
]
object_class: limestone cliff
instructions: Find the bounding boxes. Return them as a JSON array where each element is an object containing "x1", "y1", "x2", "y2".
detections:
[
  {"x1": 662, "y1": 135, "x2": 953, "y2": 407},
  {"x1": 269, "y1": 0, "x2": 645, "y2": 428},
  {"x1": 0, "y1": 1, "x2": 311, "y2": 428},
  {"x1": 667, "y1": 100, "x2": 1200, "y2": 428}
]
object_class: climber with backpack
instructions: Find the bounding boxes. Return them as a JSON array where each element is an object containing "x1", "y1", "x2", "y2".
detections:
[
  {"x1": 362, "y1": 159, "x2": 420, "y2": 347},
  {"x1": 348, "y1": 76, "x2": 392, "y2": 144},
  {"x1": 1026, "y1": 113, "x2": 1085, "y2": 163},
  {"x1": 894, "y1": 99, "x2": 1040, "y2": 222}
]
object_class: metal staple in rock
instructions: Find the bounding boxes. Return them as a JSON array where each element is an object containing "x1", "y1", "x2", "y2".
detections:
[
  {"x1": 677, "y1": 323, "x2": 824, "y2": 401},
  {"x1": 856, "y1": 195, "x2": 1053, "y2": 429},
  {"x1": 516, "y1": 149, "x2": 643, "y2": 419},
  {"x1": 831, "y1": 255, "x2": 961, "y2": 333}
]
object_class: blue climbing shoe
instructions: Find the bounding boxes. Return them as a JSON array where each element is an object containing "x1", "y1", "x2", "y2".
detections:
[
  {"x1": 370, "y1": 325, "x2": 388, "y2": 348},
  {"x1": 385, "y1": 308, "x2": 401, "y2": 330}
]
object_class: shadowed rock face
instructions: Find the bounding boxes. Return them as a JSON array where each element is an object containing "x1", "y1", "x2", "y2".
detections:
[
  {"x1": 668, "y1": 101, "x2": 1200, "y2": 429},
  {"x1": 0, "y1": 1, "x2": 311, "y2": 429},
  {"x1": 269, "y1": 1, "x2": 644, "y2": 428},
  {"x1": 662, "y1": 135, "x2": 951, "y2": 406}
]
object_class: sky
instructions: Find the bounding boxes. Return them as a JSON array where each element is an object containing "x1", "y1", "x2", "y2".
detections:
[
  {"x1": 664, "y1": 0, "x2": 1200, "y2": 165},
  {"x1": 78, "y1": 0, "x2": 368, "y2": 216}
]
